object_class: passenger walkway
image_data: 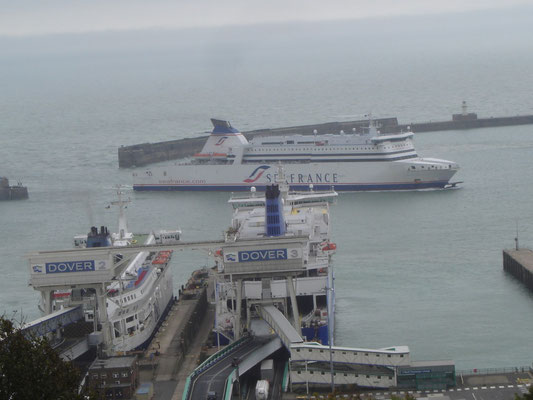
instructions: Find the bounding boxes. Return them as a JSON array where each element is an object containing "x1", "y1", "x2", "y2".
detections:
[
  {"x1": 258, "y1": 305, "x2": 303, "y2": 350},
  {"x1": 22, "y1": 306, "x2": 83, "y2": 338}
]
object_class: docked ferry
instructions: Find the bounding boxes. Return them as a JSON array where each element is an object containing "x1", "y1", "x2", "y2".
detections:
[
  {"x1": 213, "y1": 170, "x2": 337, "y2": 345},
  {"x1": 133, "y1": 118, "x2": 459, "y2": 192},
  {"x1": 46, "y1": 189, "x2": 181, "y2": 353}
]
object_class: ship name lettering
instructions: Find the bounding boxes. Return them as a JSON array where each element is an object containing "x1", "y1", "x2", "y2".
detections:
[{"x1": 267, "y1": 173, "x2": 338, "y2": 184}]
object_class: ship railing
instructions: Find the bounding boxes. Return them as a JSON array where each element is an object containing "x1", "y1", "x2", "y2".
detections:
[
  {"x1": 456, "y1": 366, "x2": 532, "y2": 376},
  {"x1": 181, "y1": 335, "x2": 251, "y2": 400},
  {"x1": 301, "y1": 309, "x2": 318, "y2": 325}
]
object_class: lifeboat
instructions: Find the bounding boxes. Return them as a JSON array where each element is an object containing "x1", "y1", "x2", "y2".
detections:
[{"x1": 320, "y1": 241, "x2": 337, "y2": 252}]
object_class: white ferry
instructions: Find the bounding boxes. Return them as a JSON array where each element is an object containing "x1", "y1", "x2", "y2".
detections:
[
  {"x1": 133, "y1": 118, "x2": 459, "y2": 192},
  {"x1": 213, "y1": 169, "x2": 337, "y2": 345},
  {"x1": 47, "y1": 189, "x2": 181, "y2": 353}
]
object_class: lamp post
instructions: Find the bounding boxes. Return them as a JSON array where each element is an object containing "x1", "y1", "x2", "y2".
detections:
[
  {"x1": 328, "y1": 286, "x2": 334, "y2": 394},
  {"x1": 327, "y1": 263, "x2": 335, "y2": 394}
]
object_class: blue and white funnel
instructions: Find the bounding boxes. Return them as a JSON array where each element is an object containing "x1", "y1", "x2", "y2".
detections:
[
  {"x1": 265, "y1": 185, "x2": 285, "y2": 237},
  {"x1": 196, "y1": 119, "x2": 249, "y2": 157},
  {"x1": 86, "y1": 226, "x2": 112, "y2": 248}
]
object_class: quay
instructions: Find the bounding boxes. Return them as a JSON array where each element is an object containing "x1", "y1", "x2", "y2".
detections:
[
  {"x1": 503, "y1": 249, "x2": 533, "y2": 291},
  {"x1": 117, "y1": 105, "x2": 533, "y2": 168},
  {"x1": 21, "y1": 186, "x2": 533, "y2": 399},
  {"x1": 135, "y1": 268, "x2": 216, "y2": 400}
]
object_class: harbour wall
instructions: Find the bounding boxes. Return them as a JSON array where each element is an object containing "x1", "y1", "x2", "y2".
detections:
[
  {"x1": 117, "y1": 114, "x2": 533, "y2": 168},
  {"x1": 0, "y1": 177, "x2": 28, "y2": 200},
  {"x1": 503, "y1": 249, "x2": 533, "y2": 291}
]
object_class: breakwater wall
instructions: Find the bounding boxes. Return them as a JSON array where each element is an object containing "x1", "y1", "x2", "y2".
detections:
[
  {"x1": 0, "y1": 177, "x2": 28, "y2": 200},
  {"x1": 503, "y1": 249, "x2": 533, "y2": 291},
  {"x1": 117, "y1": 114, "x2": 533, "y2": 168}
]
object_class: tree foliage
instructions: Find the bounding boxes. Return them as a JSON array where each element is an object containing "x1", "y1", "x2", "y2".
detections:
[
  {"x1": 515, "y1": 386, "x2": 533, "y2": 400},
  {"x1": 0, "y1": 316, "x2": 92, "y2": 400}
]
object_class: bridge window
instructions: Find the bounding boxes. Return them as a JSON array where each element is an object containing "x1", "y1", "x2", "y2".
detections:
[
  {"x1": 387, "y1": 354, "x2": 392, "y2": 358},
  {"x1": 321, "y1": 372, "x2": 325, "y2": 375},
  {"x1": 296, "y1": 348, "x2": 300, "y2": 352},
  {"x1": 366, "y1": 375, "x2": 370, "y2": 379},
  {"x1": 308, "y1": 349, "x2": 312, "y2": 353},
  {"x1": 344, "y1": 373, "x2": 347, "y2": 377},
  {"x1": 320, "y1": 350, "x2": 324, "y2": 353},
  {"x1": 342, "y1": 352, "x2": 346, "y2": 355},
  {"x1": 378, "y1": 376, "x2": 381, "y2": 379},
  {"x1": 400, "y1": 354, "x2": 404, "y2": 357}
]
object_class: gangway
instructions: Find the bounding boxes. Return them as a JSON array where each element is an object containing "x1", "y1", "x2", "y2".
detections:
[
  {"x1": 257, "y1": 305, "x2": 303, "y2": 350},
  {"x1": 21, "y1": 306, "x2": 84, "y2": 339}
]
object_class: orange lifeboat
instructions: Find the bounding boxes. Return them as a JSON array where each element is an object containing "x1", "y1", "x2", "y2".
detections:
[{"x1": 321, "y1": 241, "x2": 337, "y2": 252}]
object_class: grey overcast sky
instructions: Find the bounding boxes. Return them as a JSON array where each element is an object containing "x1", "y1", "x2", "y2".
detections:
[{"x1": 0, "y1": 0, "x2": 531, "y2": 36}]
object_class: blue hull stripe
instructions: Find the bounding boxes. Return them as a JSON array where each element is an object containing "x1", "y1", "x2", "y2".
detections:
[{"x1": 134, "y1": 181, "x2": 449, "y2": 192}]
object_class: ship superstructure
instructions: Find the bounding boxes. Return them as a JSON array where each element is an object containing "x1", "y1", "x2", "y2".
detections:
[
  {"x1": 133, "y1": 118, "x2": 459, "y2": 191},
  {"x1": 213, "y1": 171, "x2": 338, "y2": 345}
]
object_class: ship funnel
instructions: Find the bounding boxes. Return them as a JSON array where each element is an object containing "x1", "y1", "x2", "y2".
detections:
[
  {"x1": 87, "y1": 225, "x2": 112, "y2": 248},
  {"x1": 197, "y1": 119, "x2": 249, "y2": 157},
  {"x1": 265, "y1": 184, "x2": 285, "y2": 237}
]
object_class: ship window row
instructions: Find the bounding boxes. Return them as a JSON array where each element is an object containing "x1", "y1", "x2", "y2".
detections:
[
  {"x1": 298, "y1": 348, "x2": 404, "y2": 358},
  {"x1": 297, "y1": 371, "x2": 392, "y2": 379},
  {"x1": 252, "y1": 147, "x2": 387, "y2": 151},
  {"x1": 124, "y1": 293, "x2": 137, "y2": 303}
]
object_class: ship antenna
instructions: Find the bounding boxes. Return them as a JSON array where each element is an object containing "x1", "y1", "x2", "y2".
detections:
[
  {"x1": 111, "y1": 185, "x2": 131, "y2": 240},
  {"x1": 275, "y1": 163, "x2": 289, "y2": 198},
  {"x1": 515, "y1": 219, "x2": 519, "y2": 250}
]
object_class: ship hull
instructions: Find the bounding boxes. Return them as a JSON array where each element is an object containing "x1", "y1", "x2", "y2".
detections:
[
  {"x1": 133, "y1": 161, "x2": 457, "y2": 192},
  {"x1": 110, "y1": 261, "x2": 174, "y2": 353}
]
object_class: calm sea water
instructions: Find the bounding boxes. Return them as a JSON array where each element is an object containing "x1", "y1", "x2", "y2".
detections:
[{"x1": 1, "y1": 13, "x2": 533, "y2": 369}]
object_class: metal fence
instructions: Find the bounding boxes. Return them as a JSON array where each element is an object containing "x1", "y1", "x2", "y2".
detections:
[{"x1": 456, "y1": 366, "x2": 532, "y2": 376}]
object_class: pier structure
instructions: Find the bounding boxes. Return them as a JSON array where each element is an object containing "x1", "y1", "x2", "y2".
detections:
[
  {"x1": 26, "y1": 239, "x2": 227, "y2": 357},
  {"x1": 182, "y1": 231, "x2": 454, "y2": 399},
  {"x1": 503, "y1": 249, "x2": 533, "y2": 291},
  {"x1": 0, "y1": 176, "x2": 28, "y2": 200},
  {"x1": 26, "y1": 199, "x2": 456, "y2": 397},
  {"x1": 117, "y1": 109, "x2": 533, "y2": 168}
]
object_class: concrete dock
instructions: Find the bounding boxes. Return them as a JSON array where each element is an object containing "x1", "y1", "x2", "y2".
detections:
[
  {"x1": 117, "y1": 113, "x2": 533, "y2": 168},
  {"x1": 503, "y1": 249, "x2": 533, "y2": 291},
  {"x1": 135, "y1": 268, "x2": 217, "y2": 400}
]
